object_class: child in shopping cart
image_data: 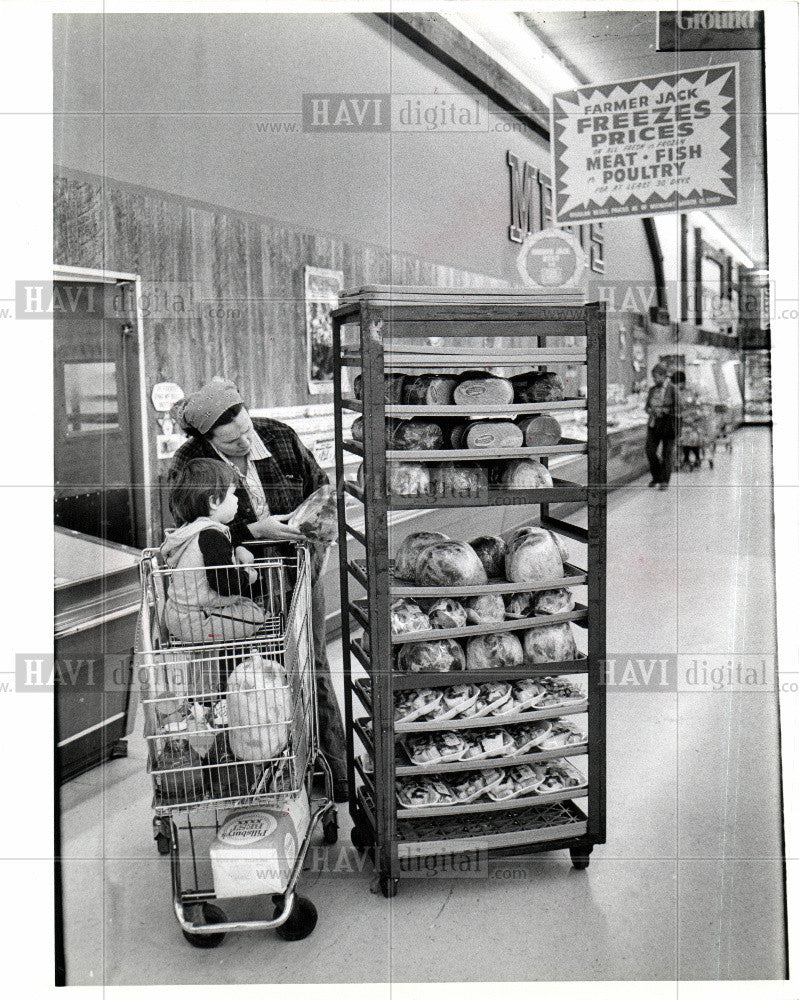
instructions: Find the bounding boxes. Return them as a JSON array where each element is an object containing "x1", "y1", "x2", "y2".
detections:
[{"x1": 161, "y1": 458, "x2": 267, "y2": 644}]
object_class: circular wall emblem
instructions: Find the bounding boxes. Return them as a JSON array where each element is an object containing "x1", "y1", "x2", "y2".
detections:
[{"x1": 516, "y1": 229, "x2": 586, "y2": 290}]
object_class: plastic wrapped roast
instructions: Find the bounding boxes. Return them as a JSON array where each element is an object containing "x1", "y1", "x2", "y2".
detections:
[
  {"x1": 353, "y1": 372, "x2": 406, "y2": 403},
  {"x1": 469, "y1": 535, "x2": 508, "y2": 578},
  {"x1": 431, "y1": 462, "x2": 489, "y2": 497},
  {"x1": 390, "y1": 599, "x2": 432, "y2": 635},
  {"x1": 396, "y1": 638, "x2": 465, "y2": 673},
  {"x1": 512, "y1": 371, "x2": 566, "y2": 403},
  {"x1": 387, "y1": 462, "x2": 431, "y2": 496},
  {"x1": 517, "y1": 415, "x2": 562, "y2": 447},
  {"x1": 393, "y1": 531, "x2": 449, "y2": 580},
  {"x1": 390, "y1": 420, "x2": 444, "y2": 451},
  {"x1": 506, "y1": 588, "x2": 574, "y2": 617},
  {"x1": 522, "y1": 622, "x2": 578, "y2": 663},
  {"x1": 465, "y1": 633, "x2": 524, "y2": 670},
  {"x1": 501, "y1": 459, "x2": 554, "y2": 489},
  {"x1": 415, "y1": 540, "x2": 488, "y2": 587},
  {"x1": 402, "y1": 374, "x2": 457, "y2": 405},
  {"x1": 427, "y1": 598, "x2": 468, "y2": 629},
  {"x1": 505, "y1": 527, "x2": 569, "y2": 583},
  {"x1": 463, "y1": 593, "x2": 507, "y2": 625}
]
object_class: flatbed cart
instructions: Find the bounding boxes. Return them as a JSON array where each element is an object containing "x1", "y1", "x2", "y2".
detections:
[{"x1": 136, "y1": 541, "x2": 337, "y2": 947}]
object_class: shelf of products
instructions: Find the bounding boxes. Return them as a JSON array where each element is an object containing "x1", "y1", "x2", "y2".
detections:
[
  {"x1": 331, "y1": 287, "x2": 607, "y2": 896},
  {"x1": 742, "y1": 349, "x2": 772, "y2": 423}
]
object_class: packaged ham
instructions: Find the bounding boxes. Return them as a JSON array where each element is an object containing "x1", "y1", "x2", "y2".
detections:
[
  {"x1": 390, "y1": 599, "x2": 431, "y2": 635},
  {"x1": 431, "y1": 462, "x2": 489, "y2": 497},
  {"x1": 505, "y1": 588, "x2": 574, "y2": 618},
  {"x1": 402, "y1": 374, "x2": 457, "y2": 405},
  {"x1": 394, "y1": 531, "x2": 449, "y2": 581},
  {"x1": 390, "y1": 420, "x2": 444, "y2": 451},
  {"x1": 501, "y1": 459, "x2": 553, "y2": 489},
  {"x1": 396, "y1": 638, "x2": 465, "y2": 673},
  {"x1": 388, "y1": 462, "x2": 431, "y2": 496},
  {"x1": 353, "y1": 372, "x2": 406, "y2": 403},
  {"x1": 464, "y1": 421, "x2": 524, "y2": 450},
  {"x1": 453, "y1": 376, "x2": 515, "y2": 406},
  {"x1": 225, "y1": 655, "x2": 291, "y2": 762},
  {"x1": 287, "y1": 484, "x2": 337, "y2": 542},
  {"x1": 427, "y1": 598, "x2": 468, "y2": 629},
  {"x1": 517, "y1": 415, "x2": 562, "y2": 446},
  {"x1": 415, "y1": 540, "x2": 488, "y2": 587}
]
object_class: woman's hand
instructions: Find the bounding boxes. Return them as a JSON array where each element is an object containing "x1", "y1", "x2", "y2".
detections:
[{"x1": 248, "y1": 512, "x2": 305, "y2": 542}]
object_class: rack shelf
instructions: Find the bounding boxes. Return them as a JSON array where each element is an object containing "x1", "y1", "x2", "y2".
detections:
[{"x1": 332, "y1": 288, "x2": 607, "y2": 893}]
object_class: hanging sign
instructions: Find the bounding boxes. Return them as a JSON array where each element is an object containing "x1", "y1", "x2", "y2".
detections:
[{"x1": 551, "y1": 64, "x2": 738, "y2": 224}]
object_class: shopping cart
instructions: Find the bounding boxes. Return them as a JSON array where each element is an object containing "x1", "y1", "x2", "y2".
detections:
[
  {"x1": 136, "y1": 541, "x2": 337, "y2": 947},
  {"x1": 678, "y1": 396, "x2": 719, "y2": 471}
]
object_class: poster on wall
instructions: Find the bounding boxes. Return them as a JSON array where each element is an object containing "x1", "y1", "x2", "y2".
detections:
[
  {"x1": 551, "y1": 64, "x2": 738, "y2": 223},
  {"x1": 305, "y1": 265, "x2": 343, "y2": 394}
]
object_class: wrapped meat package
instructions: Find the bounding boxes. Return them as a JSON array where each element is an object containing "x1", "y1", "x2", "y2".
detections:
[
  {"x1": 431, "y1": 462, "x2": 489, "y2": 497},
  {"x1": 393, "y1": 531, "x2": 449, "y2": 580},
  {"x1": 402, "y1": 374, "x2": 456, "y2": 405},
  {"x1": 465, "y1": 633, "x2": 524, "y2": 670},
  {"x1": 390, "y1": 599, "x2": 431, "y2": 635},
  {"x1": 427, "y1": 598, "x2": 468, "y2": 629},
  {"x1": 453, "y1": 376, "x2": 515, "y2": 406},
  {"x1": 464, "y1": 421, "x2": 524, "y2": 450},
  {"x1": 469, "y1": 534, "x2": 508, "y2": 577},
  {"x1": 505, "y1": 527, "x2": 568, "y2": 583},
  {"x1": 287, "y1": 484, "x2": 337, "y2": 542},
  {"x1": 415, "y1": 540, "x2": 488, "y2": 587},
  {"x1": 501, "y1": 459, "x2": 554, "y2": 489},
  {"x1": 512, "y1": 370, "x2": 566, "y2": 403},
  {"x1": 396, "y1": 638, "x2": 466, "y2": 673},
  {"x1": 353, "y1": 372, "x2": 406, "y2": 403},
  {"x1": 523, "y1": 622, "x2": 578, "y2": 663},
  {"x1": 390, "y1": 419, "x2": 444, "y2": 451},
  {"x1": 388, "y1": 462, "x2": 431, "y2": 496},
  {"x1": 517, "y1": 415, "x2": 562, "y2": 446}
]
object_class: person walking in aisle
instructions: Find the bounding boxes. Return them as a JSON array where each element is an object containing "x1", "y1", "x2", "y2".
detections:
[{"x1": 645, "y1": 363, "x2": 678, "y2": 490}]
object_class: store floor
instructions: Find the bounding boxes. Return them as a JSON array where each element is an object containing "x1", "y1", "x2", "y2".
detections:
[{"x1": 59, "y1": 426, "x2": 785, "y2": 984}]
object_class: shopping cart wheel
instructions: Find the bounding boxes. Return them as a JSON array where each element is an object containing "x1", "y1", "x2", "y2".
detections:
[
  {"x1": 273, "y1": 895, "x2": 318, "y2": 941},
  {"x1": 569, "y1": 845, "x2": 592, "y2": 871},
  {"x1": 181, "y1": 903, "x2": 227, "y2": 949},
  {"x1": 379, "y1": 874, "x2": 399, "y2": 899},
  {"x1": 155, "y1": 833, "x2": 171, "y2": 856},
  {"x1": 322, "y1": 811, "x2": 338, "y2": 845}
]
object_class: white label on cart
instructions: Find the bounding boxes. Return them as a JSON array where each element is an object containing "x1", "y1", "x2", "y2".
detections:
[{"x1": 219, "y1": 812, "x2": 278, "y2": 844}]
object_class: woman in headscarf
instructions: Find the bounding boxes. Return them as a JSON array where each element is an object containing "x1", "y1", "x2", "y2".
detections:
[{"x1": 168, "y1": 378, "x2": 348, "y2": 801}]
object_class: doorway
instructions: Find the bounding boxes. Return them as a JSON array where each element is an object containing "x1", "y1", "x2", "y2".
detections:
[{"x1": 53, "y1": 273, "x2": 149, "y2": 549}]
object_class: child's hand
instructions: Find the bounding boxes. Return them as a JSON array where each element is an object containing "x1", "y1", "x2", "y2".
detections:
[
  {"x1": 244, "y1": 566, "x2": 258, "y2": 584},
  {"x1": 235, "y1": 545, "x2": 255, "y2": 566}
]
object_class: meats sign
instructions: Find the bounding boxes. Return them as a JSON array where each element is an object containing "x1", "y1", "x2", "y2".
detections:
[{"x1": 551, "y1": 64, "x2": 738, "y2": 223}]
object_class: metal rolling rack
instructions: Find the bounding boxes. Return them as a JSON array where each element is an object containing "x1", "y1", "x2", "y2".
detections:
[{"x1": 331, "y1": 287, "x2": 607, "y2": 897}]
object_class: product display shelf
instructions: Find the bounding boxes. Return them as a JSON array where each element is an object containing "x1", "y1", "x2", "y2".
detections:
[{"x1": 332, "y1": 288, "x2": 607, "y2": 896}]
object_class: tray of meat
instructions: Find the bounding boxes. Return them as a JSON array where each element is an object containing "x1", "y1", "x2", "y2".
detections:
[
  {"x1": 510, "y1": 720, "x2": 553, "y2": 754},
  {"x1": 403, "y1": 731, "x2": 469, "y2": 766},
  {"x1": 448, "y1": 768, "x2": 504, "y2": 803},
  {"x1": 537, "y1": 676, "x2": 587, "y2": 709},
  {"x1": 485, "y1": 763, "x2": 546, "y2": 801},
  {"x1": 396, "y1": 777, "x2": 457, "y2": 809},
  {"x1": 536, "y1": 758, "x2": 587, "y2": 793},
  {"x1": 393, "y1": 688, "x2": 444, "y2": 723},
  {"x1": 436, "y1": 683, "x2": 480, "y2": 720},
  {"x1": 538, "y1": 719, "x2": 586, "y2": 750}
]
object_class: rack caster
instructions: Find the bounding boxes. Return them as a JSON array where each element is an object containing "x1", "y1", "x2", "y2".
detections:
[
  {"x1": 153, "y1": 817, "x2": 171, "y2": 856},
  {"x1": 181, "y1": 903, "x2": 227, "y2": 948},
  {"x1": 569, "y1": 844, "x2": 593, "y2": 870}
]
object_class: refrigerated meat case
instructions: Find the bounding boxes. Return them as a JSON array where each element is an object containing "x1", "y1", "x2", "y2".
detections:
[{"x1": 331, "y1": 287, "x2": 607, "y2": 897}]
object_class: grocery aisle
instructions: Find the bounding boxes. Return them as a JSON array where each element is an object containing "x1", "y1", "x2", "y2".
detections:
[{"x1": 59, "y1": 426, "x2": 784, "y2": 984}]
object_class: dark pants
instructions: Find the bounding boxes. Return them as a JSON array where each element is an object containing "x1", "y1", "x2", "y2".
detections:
[
  {"x1": 311, "y1": 579, "x2": 347, "y2": 784},
  {"x1": 646, "y1": 424, "x2": 675, "y2": 484}
]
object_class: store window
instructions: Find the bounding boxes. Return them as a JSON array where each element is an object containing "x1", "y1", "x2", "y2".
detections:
[{"x1": 63, "y1": 361, "x2": 120, "y2": 436}]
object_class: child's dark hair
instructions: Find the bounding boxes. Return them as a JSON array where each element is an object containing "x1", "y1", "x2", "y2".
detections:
[
  {"x1": 185, "y1": 403, "x2": 245, "y2": 438},
  {"x1": 170, "y1": 458, "x2": 237, "y2": 525}
]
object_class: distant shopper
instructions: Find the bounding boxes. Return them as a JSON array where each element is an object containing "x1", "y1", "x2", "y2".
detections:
[
  {"x1": 169, "y1": 378, "x2": 348, "y2": 801},
  {"x1": 645, "y1": 364, "x2": 677, "y2": 490}
]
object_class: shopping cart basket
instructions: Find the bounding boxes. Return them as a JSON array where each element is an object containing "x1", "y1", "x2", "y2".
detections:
[{"x1": 136, "y1": 541, "x2": 337, "y2": 947}]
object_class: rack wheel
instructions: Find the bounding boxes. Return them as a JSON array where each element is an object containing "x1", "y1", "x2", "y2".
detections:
[
  {"x1": 322, "y1": 812, "x2": 338, "y2": 845},
  {"x1": 155, "y1": 833, "x2": 171, "y2": 856},
  {"x1": 274, "y1": 896, "x2": 318, "y2": 941},
  {"x1": 570, "y1": 845, "x2": 593, "y2": 871},
  {"x1": 379, "y1": 874, "x2": 399, "y2": 899},
  {"x1": 181, "y1": 903, "x2": 227, "y2": 948}
]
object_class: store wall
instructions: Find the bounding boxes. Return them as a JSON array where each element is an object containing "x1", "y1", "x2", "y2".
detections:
[{"x1": 54, "y1": 11, "x2": 658, "y2": 513}]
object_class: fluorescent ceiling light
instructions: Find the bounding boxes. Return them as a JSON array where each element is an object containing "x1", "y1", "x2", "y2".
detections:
[{"x1": 689, "y1": 210, "x2": 755, "y2": 268}]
